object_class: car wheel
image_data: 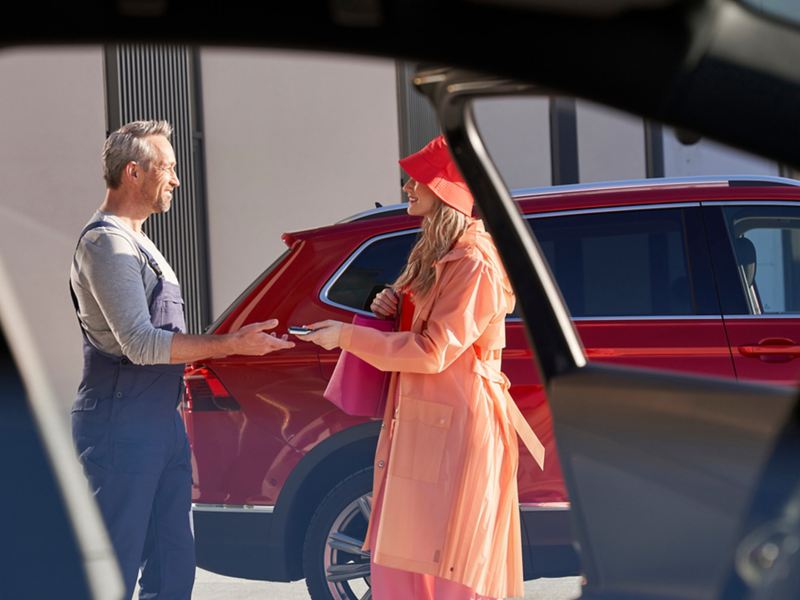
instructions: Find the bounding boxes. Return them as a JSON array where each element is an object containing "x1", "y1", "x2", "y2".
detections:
[{"x1": 303, "y1": 467, "x2": 374, "y2": 600}]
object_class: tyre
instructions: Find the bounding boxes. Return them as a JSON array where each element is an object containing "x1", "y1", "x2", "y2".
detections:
[{"x1": 303, "y1": 467, "x2": 374, "y2": 600}]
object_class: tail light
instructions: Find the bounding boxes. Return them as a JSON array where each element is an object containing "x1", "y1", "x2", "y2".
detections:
[{"x1": 183, "y1": 366, "x2": 240, "y2": 412}]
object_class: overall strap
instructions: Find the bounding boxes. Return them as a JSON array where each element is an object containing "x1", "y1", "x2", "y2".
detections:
[
  {"x1": 70, "y1": 220, "x2": 163, "y2": 337},
  {"x1": 132, "y1": 241, "x2": 163, "y2": 279},
  {"x1": 69, "y1": 221, "x2": 116, "y2": 318},
  {"x1": 74, "y1": 219, "x2": 163, "y2": 278}
]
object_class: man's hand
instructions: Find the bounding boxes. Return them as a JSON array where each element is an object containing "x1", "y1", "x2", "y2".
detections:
[
  {"x1": 371, "y1": 287, "x2": 399, "y2": 319},
  {"x1": 170, "y1": 319, "x2": 293, "y2": 363},
  {"x1": 228, "y1": 319, "x2": 295, "y2": 355},
  {"x1": 302, "y1": 320, "x2": 344, "y2": 351}
]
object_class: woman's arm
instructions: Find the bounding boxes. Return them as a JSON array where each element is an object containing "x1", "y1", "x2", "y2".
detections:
[{"x1": 306, "y1": 255, "x2": 502, "y2": 373}]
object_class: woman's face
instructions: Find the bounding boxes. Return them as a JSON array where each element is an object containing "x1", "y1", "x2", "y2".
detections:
[{"x1": 403, "y1": 178, "x2": 440, "y2": 218}]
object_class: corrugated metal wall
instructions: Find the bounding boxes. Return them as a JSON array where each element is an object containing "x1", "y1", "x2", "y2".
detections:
[
  {"x1": 549, "y1": 98, "x2": 579, "y2": 185},
  {"x1": 396, "y1": 61, "x2": 440, "y2": 199},
  {"x1": 104, "y1": 44, "x2": 210, "y2": 334}
]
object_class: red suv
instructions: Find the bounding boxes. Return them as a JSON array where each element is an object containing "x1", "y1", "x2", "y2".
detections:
[{"x1": 183, "y1": 175, "x2": 800, "y2": 600}]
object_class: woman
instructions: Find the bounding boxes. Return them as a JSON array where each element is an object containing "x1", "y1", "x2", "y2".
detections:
[{"x1": 302, "y1": 135, "x2": 544, "y2": 600}]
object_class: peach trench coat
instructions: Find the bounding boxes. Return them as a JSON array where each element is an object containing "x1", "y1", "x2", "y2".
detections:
[{"x1": 338, "y1": 220, "x2": 546, "y2": 599}]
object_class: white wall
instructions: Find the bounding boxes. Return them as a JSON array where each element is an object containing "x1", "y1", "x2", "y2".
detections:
[
  {"x1": 577, "y1": 100, "x2": 646, "y2": 182},
  {"x1": 472, "y1": 97, "x2": 552, "y2": 191},
  {"x1": 200, "y1": 49, "x2": 400, "y2": 317},
  {"x1": 471, "y1": 97, "x2": 648, "y2": 190},
  {"x1": 663, "y1": 127, "x2": 779, "y2": 177},
  {"x1": 0, "y1": 47, "x2": 107, "y2": 416}
]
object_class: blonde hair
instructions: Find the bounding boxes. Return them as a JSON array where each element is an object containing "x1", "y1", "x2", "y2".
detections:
[{"x1": 394, "y1": 201, "x2": 470, "y2": 298}]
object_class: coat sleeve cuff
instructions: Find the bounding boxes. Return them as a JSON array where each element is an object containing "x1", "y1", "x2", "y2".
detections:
[{"x1": 339, "y1": 323, "x2": 355, "y2": 350}]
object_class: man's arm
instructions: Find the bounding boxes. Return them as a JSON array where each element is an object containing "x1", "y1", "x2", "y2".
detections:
[
  {"x1": 79, "y1": 230, "x2": 293, "y2": 365},
  {"x1": 169, "y1": 319, "x2": 294, "y2": 364},
  {"x1": 80, "y1": 230, "x2": 175, "y2": 364}
]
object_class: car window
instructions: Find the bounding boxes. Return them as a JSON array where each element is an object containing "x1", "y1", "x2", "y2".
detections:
[
  {"x1": 325, "y1": 209, "x2": 701, "y2": 319},
  {"x1": 325, "y1": 231, "x2": 418, "y2": 312},
  {"x1": 528, "y1": 208, "x2": 696, "y2": 318},
  {"x1": 723, "y1": 205, "x2": 800, "y2": 315}
]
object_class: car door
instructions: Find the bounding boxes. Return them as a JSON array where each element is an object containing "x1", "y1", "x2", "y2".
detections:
[
  {"x1": 530, "y1": 204, "x2": 734, "y2": 378},
  {"x1": 507, "y1": 203, "x2": 737, "y2": 505},
  {"x1": 704, "y1": 202, "x2": 800, "y2": 386}
]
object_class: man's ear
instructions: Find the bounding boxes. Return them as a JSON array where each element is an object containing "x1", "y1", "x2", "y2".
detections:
[{"x1": 125, "y1": 161, "x2": 139, "y2": 182}]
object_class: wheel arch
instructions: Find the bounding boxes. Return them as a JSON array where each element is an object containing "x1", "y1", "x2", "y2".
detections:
[{"x1": 271, "y1": 420, "x2": 380, "y2": 580}]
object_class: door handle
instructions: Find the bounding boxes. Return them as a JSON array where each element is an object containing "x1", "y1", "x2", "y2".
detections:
[{"x1": 738, "y1": 338, "x2": 800, "y2": 360}]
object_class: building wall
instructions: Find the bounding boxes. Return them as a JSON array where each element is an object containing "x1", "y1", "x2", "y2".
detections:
[
  {"x1": 662, "y1": 127, "x2": 779, "y2": 177},
  {"x1": 472, "y1": 97, "x2": 552, "y2": 191},
  {"x1": 577, "y1": 100, "x2": 647, "y2": 182},
  {"x1": 470, "y1": 97, "x2": 649, "y2": 191},
  {"x1": 200, "y1": 49, "x2": 401, "y2": 317},
  {"x1": 0, "y1": 47, "x2": 107, "y2": 417}
]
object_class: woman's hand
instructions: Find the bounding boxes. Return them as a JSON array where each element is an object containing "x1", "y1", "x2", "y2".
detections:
[
  {"x1": 371, "y1": 287, "x2": 399, "y2": 318},
  {"x1": 301, "y1": 320, "x2": 345, "y2": 350}
]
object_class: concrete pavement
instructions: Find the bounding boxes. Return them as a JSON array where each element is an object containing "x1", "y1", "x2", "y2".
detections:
[{"x1": 186, "y1": 569, "x2": 582, "y2": 599}]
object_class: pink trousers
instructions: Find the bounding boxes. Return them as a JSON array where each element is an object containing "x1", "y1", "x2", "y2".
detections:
[
  {"x1": 369, "y1": 481, "x2": 498, "y2": 600},
  {"x1": 370, "y1": 562, "x2": 497, "y2": 600}
]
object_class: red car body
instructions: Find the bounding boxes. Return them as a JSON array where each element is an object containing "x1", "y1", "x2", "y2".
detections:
[{"x1": 183, "y1": 177, "x2": 800, "y2": 594}]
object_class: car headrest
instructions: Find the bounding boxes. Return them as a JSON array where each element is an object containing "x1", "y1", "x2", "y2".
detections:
[{"x1": 735, "y1": 236, "x2": 757, "y2": 287}]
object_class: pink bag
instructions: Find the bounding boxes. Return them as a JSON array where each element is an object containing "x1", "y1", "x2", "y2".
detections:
[{"x1": 323, "y1": 314, "x2": 395, "y2": 417}]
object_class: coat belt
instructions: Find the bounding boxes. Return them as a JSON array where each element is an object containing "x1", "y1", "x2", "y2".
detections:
[{"x1": 473, "y1": 358, "x2": 546, "y2": 471}]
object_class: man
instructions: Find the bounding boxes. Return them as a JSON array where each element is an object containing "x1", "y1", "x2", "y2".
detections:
[{"x1": 69, "y1": 120, "x2": 294, "y2": 599}]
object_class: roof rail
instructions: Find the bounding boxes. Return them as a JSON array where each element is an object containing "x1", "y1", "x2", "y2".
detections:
[
  {"x1": 339, "y1": 175, "x2": 800, "y2": 223},
  {"x1": 337, "y1": 204, "x2": 408, "y2": 223},
  {"x1": 511, "y1": 175, "x2": 800, "y2": 196}
]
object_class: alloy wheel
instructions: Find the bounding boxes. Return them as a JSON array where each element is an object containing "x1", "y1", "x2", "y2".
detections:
[{"x1": 323, "y1": 492, "x2": 373, "y2": 600}]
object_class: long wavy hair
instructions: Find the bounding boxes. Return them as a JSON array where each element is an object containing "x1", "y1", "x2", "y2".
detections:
[{"x1": 393, "y1": 200, "x2": 470, "y2": 298}]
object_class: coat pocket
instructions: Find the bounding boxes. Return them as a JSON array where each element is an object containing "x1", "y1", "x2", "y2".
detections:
[{"x1": 392, "y1": 399, "x2": 453, "y2": 483}]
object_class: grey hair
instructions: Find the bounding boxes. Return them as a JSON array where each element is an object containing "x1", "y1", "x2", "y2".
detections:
[{"x1": 102, "y1": 120, "x2": 173, "y2": 189}]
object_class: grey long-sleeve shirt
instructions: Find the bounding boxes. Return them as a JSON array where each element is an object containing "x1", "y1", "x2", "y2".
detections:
[{"x1": 70, "y1": 211, "x2": 179, "y2": 365}]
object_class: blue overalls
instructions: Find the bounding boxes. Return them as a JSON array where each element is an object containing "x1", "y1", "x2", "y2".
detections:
[{"x1": 70, "y1": 221, "x2": 195, "y2": 599}]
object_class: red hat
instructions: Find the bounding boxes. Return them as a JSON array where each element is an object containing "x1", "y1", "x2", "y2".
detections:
[{"x1": 399, "y1": 135, "x2": 474, "y2": 216}]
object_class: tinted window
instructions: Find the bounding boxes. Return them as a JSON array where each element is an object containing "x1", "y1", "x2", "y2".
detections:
[
  {"x1": 326, "y1": 232, "x2": 417, "y2": 311},
  {"x1": 723, "y1": 205, "x2": 800, "y2": 315},
  {"x1": 529, "y1": 209, "x2": 695, "y2": 317}
]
